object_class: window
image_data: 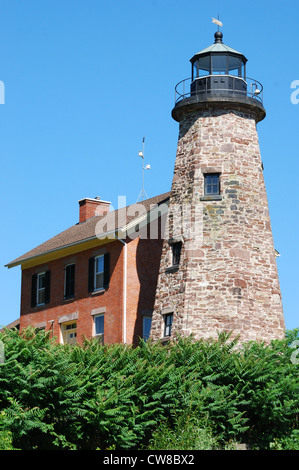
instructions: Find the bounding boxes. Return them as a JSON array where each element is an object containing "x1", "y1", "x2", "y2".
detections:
[
  {"x1": 211, "y1": 54, "x2": 227, "y2": 74},
  {"x1": 31, "y1": 271, "x2": 50, "y2": 308},
  {"x1": 164, "y1": 313, "x2": 173, "y2": 337},
  {"x1": 61, "y1": 322, "x2": 77, "y2": 345},
  {"x1": 204, "y1": 173, "x2": 220, "y2": 196},
  {"x1": 228, "y1": 56, "x2": 243, "y2": 77},
  {"x1": 88, "y1": 253, "x2": 110, "y2": 292},
  {"x1": 95, "y1": 255, "x2": 104, "y2": 290},
  {"x1": 197, "y1": 56, "x2": 211, "y2": 76},
  {"x1": 94, "y1": 314, "x2": 104, "y2": 344},
  {"x1": 94, "y1": 314, "x2": 104, "y2": 336},
  {"x1": 37, "y1": 272, "x2": 46, "y2": 305},
  {"x1": 143, "y1": 316, "x2": 152, "y2": 341},
  {"x1": 172, "y1": 242, "x2": 182, "y2": 266},
  {"x1": 64, "y1": 264, "x2": 75, "y2": 299}
]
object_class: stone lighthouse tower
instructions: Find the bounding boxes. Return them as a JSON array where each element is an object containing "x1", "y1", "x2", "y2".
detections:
[{"x1": 151, "y1": 30, "x2": 285, "y2": 344}]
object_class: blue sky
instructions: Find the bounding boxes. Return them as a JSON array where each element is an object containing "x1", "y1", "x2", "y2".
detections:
[{"x1": 0, "y1": 0, "x2": 298, "y2": 331}]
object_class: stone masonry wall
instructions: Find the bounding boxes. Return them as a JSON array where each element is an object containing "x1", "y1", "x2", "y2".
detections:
[{"x1": 151, "y1": 108, "x2": 285, "y2": 343}]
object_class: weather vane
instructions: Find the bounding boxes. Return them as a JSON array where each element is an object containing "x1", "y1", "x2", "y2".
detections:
[{"x1": 212, "y1": 15, "x2": 223, "y2": 30}]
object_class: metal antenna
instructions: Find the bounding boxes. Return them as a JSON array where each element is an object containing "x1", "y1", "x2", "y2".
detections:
[{"x1": 136, "y1": 137, "x2": 151, "y2": 202}]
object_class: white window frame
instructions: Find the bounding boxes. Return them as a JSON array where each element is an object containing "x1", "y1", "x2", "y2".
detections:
[
  {"x1": 164, "y1": 313, "x2": 173, "y2": 337},
  {"x1": 94, "y1": 254, "x2": 105, "y2": 291},
  {"x1": 36, "y1": 272, "x2": 46, "y2": 306},
  {"x1": 204, "y1": 173, "x2": 220, "y2": 196},
  {"x1": 94, "y1": 313, "x2": 104, "y2": 338}
]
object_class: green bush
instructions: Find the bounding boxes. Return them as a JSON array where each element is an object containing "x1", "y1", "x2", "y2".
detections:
[
  {"x1": 0, "y1": 430, "x2": 15, "y2": 450},
  {"x1": 148, "y1": 412, "x2": 222, "y2": 450},
  {"x1": 270, "y1": 430, "x2": 299, "y2": 450},
  {"x1": 0, "y1": 326, "x2": 298, "y2": 450},
  {"x1": 0, "y1": 412, "x2": 15, "y2": 450}
]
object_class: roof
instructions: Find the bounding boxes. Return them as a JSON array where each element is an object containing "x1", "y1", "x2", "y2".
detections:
[
  {"x1": 190, "y1": 33, "x2": 247, "y2": 63},
  {"x1": 6, "y1": 192, "x2": 170, "y2": 269},
  {"x1": 0, "y1": 318, "x2": 20, "y2": 331},
  {"x1": 194, "y1": 42, "x2": 244, "y2": 56}
]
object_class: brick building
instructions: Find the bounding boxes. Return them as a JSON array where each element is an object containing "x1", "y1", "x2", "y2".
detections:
[{"x1": 5, "y1": 193, "x2": 169, "y2": 345}]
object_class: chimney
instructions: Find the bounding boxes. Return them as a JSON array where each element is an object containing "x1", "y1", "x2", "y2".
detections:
[{"x1": 79, "y1": 197, "x2": 110, "y2": 223}]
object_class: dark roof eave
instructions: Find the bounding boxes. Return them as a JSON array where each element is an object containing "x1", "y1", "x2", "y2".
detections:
[
  {"x1": 5, "y1": 232, "x2": 113, "y2": 269},
  {"x1": 190, "y1": 50, "x2": 248, "y2": 64}
]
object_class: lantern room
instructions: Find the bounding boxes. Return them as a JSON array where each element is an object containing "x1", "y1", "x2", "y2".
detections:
[
  {"x1": 172, "y1": 30, "x2": 265, "y2": 123},
  {"x1": 190, "y1": 31, "x2": 248, "y2": 96}
]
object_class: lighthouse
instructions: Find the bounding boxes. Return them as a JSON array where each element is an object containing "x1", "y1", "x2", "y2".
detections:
[{"x1": 151, "y1": 30, "x2": 285, "y2": 343}]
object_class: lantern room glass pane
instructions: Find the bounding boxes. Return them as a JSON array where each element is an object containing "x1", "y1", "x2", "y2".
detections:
[
  {"x1": 228, "y1": 56, "x2": 242, "y2": 77},
  {"x1": 192, "y1": 61, "x2": 198, "y2": 80},
  {"x1": 197, "y1": 56, "x2": 211, "y2": 75},
  {"x1": 241, "y1": 62, "x2": 245, "y2": 78},
  {"x1": 211, "y1": 54, "x2": 227, "y2": 74}
]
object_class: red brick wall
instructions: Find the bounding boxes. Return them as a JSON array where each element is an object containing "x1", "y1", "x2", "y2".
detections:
[
  {"x1": 20, "y1": 235, "x2": 163, "y2": 346},
  {"x1": 126, "y1": 237, "x2": 163, "y2": 344},
  {"x1": 79, "y1": 198, "x2": 110, "y2": 223}
]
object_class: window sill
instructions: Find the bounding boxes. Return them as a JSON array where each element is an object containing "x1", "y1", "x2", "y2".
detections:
[
  {"x1": 200, "y1": 195, "x2": 222, "y2": 201},
  {"x1": 64, "y1": 296, "x2": 75, "y2": 303},
  {"x1": 165, "y1": 265, "x2": 179, "y2": 273},
  {"x1": 91, "y1": 288, "x2": 106, "y2": 296},
  {"x1": 31, "y1": 303, "x2": 47, "y2": 312}
]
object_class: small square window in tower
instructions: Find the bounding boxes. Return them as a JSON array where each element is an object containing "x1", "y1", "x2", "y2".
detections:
[
  {"x1": 204, "y1": 173, "x2": 220, "y2": 196},
  {"x1": 172, "y1": 242, "x2": 182, "y2": 266}
]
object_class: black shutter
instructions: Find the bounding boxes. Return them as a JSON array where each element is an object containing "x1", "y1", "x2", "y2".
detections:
[
  {"x1": 70, "y1": 264, "x2": 75, "y2": 297},
  {"x1": 44, "y1": 271, "x2": 51, "y2": 304},
  {"x1": 65, "y1": 264, "x2": 75, "y2": 299},
  {"x1": 103, "y1": 253, "x2": 110, "y2": 289},
  {"x1": 88, "y1": 257, "x2": 95, "y2": 292},
  {"x1": 64, "y1": 265, "x2": 69, "y2": 299},
  {"x1": 31, "y1": 274, "x2": 37, "y2": 308}
]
